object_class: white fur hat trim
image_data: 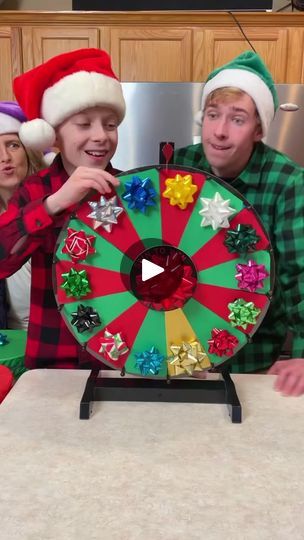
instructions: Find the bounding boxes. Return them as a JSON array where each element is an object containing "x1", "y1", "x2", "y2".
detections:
[{"x1": 0, "y1": 113, "x2": 22, "y2": 135}]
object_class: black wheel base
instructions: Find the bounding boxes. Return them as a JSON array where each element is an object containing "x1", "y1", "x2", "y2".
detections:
[{"x1": 79, "y1": 368, "x2": 242, "y2": 423}]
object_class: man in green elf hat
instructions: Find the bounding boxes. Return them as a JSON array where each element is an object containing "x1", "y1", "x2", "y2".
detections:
[{"x1": 174, "y1": 50, "x2": 304, "y2": 396}]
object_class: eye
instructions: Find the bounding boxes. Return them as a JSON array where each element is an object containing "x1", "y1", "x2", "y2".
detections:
[
  {"x1": 76, "y1": 123, "x2": 90, "y2": 128},
  {"x1": 7, "y1": 141, "x2": 21, "y2": 149},
  {"x1": 206, "y1": 111, "x2": 218, "y2": 120},
  {"x1": 105, "y1": 121, "x2": 118, "y2": 130},
  {"x1": 233, "y1": 117, "x2": 245, "y2": 125}
]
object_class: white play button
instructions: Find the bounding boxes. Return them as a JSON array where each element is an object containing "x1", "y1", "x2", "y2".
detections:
[{"x1": 142, "y1": 258, "x2": 165, "y2": 282}]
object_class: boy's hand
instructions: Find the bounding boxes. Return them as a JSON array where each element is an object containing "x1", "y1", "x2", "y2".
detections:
[
  {"x1": 268, "y1": 359, "x2": 304, "y2": 396},
  {"x1": 44, "y1": 166, "x2": 120, "y2": 216}
]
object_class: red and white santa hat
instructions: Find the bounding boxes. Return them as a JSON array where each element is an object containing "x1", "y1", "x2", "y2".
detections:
[{"x1": 13, "y1": 48, "x2": 126, "y2": 152}]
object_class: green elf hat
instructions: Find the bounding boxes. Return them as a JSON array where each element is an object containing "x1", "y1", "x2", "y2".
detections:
[{"x1": 196, "y1": 50, "x2": 279, "y2": 136}]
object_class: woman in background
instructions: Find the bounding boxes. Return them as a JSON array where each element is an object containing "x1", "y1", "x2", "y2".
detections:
[{"x1": 0, "y1": 101, "x2": 46, "y2": 330}]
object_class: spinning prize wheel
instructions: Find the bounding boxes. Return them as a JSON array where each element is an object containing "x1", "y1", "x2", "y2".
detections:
[{"x1": 53, "y1": 165, "x2": 274, "y2": 378}]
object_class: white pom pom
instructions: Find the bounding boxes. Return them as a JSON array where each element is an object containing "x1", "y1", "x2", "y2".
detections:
[
  {"x1": 43, "y1": 151, "x2": 57, "y2": 166},
  {"x1": 19, "y1": 119, "x2": 56, "y2": 151},
  {"x1": 195, "y1": 110, "x2": 203, "y2": 126}
]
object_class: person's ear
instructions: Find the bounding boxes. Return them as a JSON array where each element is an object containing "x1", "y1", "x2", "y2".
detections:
[{"x1": 253, "y1": 122, "x2": 263, "y2": 142}]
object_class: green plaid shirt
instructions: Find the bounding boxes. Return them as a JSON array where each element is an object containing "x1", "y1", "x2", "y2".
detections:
[{"x1": 174, "y1": 141, "x2": 304, "y2": 372}]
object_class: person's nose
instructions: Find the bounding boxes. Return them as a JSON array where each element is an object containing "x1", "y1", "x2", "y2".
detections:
[
  {"x1": 90, "y1": 123, "x2": 107, "y2": 142},
  {"x1": 214, "y1": 117, "x2": 229, "y2": 139},
  {"x1": 0, "y1": 145, "x2": 11, "y2": 163}
]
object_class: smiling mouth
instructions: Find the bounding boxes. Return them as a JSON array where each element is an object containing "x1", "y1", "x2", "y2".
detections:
[
  {"x1": 85, "y1": 150, "x2": 107, "y2": 157},
  {"x1": 211, "y1": 144, "x2": 231, "y2": 151}
]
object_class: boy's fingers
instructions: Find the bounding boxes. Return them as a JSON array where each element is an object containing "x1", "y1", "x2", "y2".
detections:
[
  {"x1": 272, "y1": 363, "x2": 304, "y2": 396},
  {"x1": 292, "y1": 378, "x2": 304, "y2": 396},
  {"x1": 275, "y1": 372, "x2": 296, "y2": 395},
  {"x1": 83, "y1": 180, "x2": 111, "y2": 195},
  {"x1": 99, "y1": 173, "x2": 120, "y2": 187},
  {"x1": 109, "y1": 177, "x2": 120, "y2": 186},
  {"x1": 82, "y1": 169, "x2": 120, "y2": 188},
  {"x1": 98, "y1": 180, "x2": 112, "y2": 193},
  {"x1": 76, "y1": 172, "x2": 117, "y2": 193},
  {"x1": 268, "y1": 364, "x2": 280, "y2": 375},
  {"x1": 82, "y1": 167, "x2": 120, "y2": 184},
  {"x1": 268, "y1": 360, "x2": 289, "y2": 375}
]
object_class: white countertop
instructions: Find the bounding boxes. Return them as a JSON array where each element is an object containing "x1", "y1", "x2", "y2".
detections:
[{"x1": 0, "y1": 369, "x2": 303, "y2": 540}]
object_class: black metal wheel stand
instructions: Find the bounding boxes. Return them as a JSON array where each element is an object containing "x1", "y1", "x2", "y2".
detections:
[{"x1": 79, "y1": 368, "x2": 242, "y2": 423}]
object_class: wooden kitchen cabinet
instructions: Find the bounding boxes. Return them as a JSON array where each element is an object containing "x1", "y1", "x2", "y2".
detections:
[
  {"x1": 0, "y1": 11, "x2": 303, "y2": 99},
  {"x1": 109, "y1": 27, "x2": 192, "y2": 81},
  {"x1": 21, "y1": 26, "x2": 100, "y2": 71},
  {"x1": 0, "y1": 26, "x2": 22, "y2": 100},
  {"x1": 285, "y1": 27, "x2": 304, "y2": 83},
  {"x1": 193, "y1": 26, "x2": 288, "y2": 82}
]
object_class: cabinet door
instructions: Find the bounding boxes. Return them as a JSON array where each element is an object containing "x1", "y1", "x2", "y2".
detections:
[
  {"x1": 193, "y1": 27, "x2": 288, "y2": 82},
  {"x1": 0, "y1": 27, "x2": 22, "y2": 100},
  {"x1": 22, "y1": 27, "x2": 99, "y2": 71},
  {"x1": 286, "y1": 28, "x2": 304, "y2": 82},
  {"x1": 110, "y1": 27, "x2": 191, "y2": 81}
]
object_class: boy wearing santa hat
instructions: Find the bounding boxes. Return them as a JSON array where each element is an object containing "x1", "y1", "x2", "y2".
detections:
[
  {"x1": 0, "y1": 48, "x2": 125, "y2": 370},
  {"x1": 174, "y1": 51, "x2": 304, "y2": 397}
]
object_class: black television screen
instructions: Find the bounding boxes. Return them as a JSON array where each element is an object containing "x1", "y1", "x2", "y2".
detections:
[{"x1": 72, "y1": 1, "x2": 272, "y2": 10}]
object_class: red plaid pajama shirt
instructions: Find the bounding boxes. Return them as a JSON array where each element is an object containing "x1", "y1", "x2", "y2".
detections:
[{"x1": 0, "y1": 154, "x2": 118, "y2": 369}]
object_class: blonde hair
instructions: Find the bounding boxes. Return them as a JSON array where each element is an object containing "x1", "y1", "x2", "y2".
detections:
[
  {"x1": 205, "y1": 87, "x2": 246, "y2": 108},
  {"x1": 25, "y1": 147, "x2": 46, "y2": 176}
]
